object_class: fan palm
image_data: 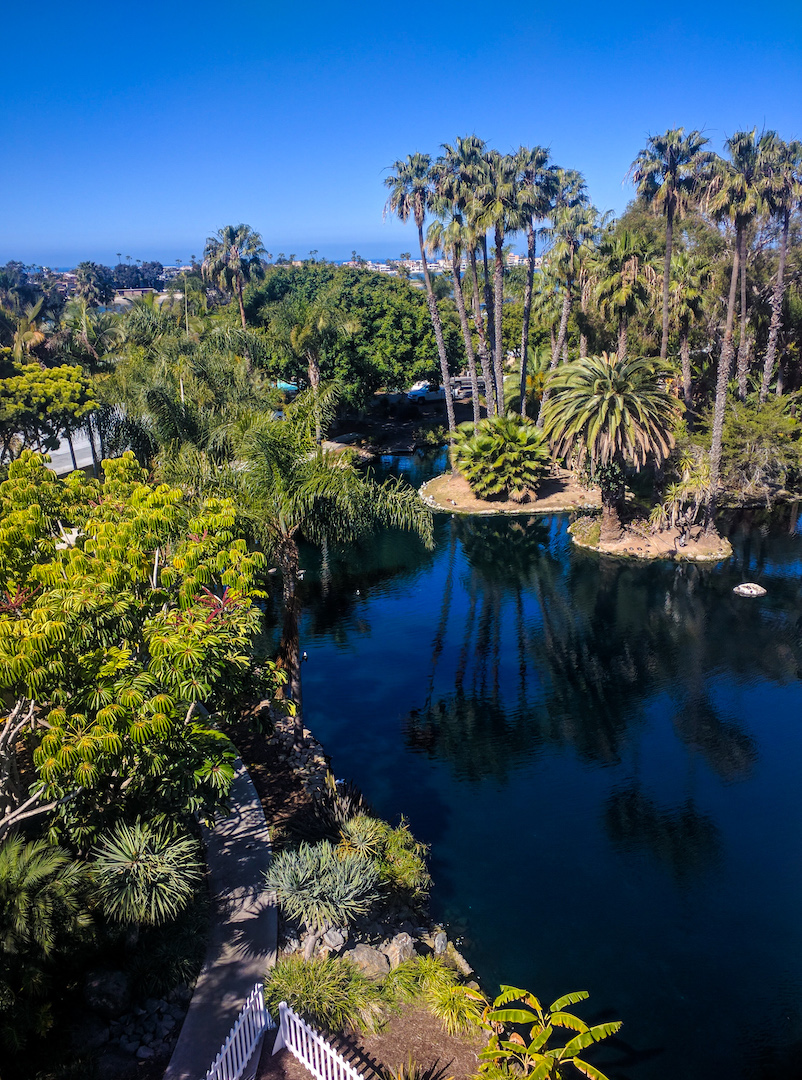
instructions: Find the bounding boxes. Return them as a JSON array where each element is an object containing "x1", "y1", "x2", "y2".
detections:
[
  {"x1": 453, "y1": 412, "x2": 550, "y2": 503},
  {"x1": 593, "y1": 229, "x2": 659, "y2": 362},
  {"x1": 202, "y1": 223, "x2": 266, "y2": 330},
  {"x1": 760, "y1": 138, "x2": 802, "y2": 402},
  {"x1": 384, "y1": 154, "x2": 456, "y2": 434},
  {"x1": 542, "y1": 352, "x2": 680, "y2": 540},
  {"x1": 629, "y1": 128, "x2": 713, "y2": 360}
]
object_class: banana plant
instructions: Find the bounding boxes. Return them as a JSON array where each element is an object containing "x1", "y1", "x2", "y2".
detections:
[{"x1": 477, "y1": 985, "x2": 621, "y2": 1080}]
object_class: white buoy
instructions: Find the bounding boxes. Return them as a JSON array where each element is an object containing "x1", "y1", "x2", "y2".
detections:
[{"x1": 733, "y1": 582, "x2": 766, "y2": 597}]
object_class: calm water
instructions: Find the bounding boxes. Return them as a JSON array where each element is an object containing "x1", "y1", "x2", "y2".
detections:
[{"x1": 291, "y1": 452, "x2": 802, "y2": 1080}]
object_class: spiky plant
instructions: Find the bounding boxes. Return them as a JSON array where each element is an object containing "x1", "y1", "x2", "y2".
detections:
[
  {"x1": 295, "y1": 772, "x2": 373, "y2": 842},
  {"x1": 337, "y1": 815, "x2": 386, "y2": 860},
  {"x1": 383, "y1": 956, "x2": 484, "y2": 1036},
  {"x1": 382, "y1": 1058, "x2": 454, "y2": 1080},
  {"x1": 91, "y1": 821, "x2": 202, "y2": 927},
  {"x1": 453, "y1": 413, "x2": 550, "y2": 503},
  {"x1": 264, "y1": 840, "x2": 382, "y2": 953},
  {"x1": 263, "y1": 954, "x2": 384, "y2": 1034}
]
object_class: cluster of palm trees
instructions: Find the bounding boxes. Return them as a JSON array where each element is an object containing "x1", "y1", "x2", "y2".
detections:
[{"x1": 387, "y1": 128, "x2": 802, "y2": 523}]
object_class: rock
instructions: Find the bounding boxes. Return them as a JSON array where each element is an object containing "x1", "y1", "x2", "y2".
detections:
[
  {"x1": 384, "y1": 932, "x2": 415, "y2": 969},
  {"x1": 70, "y1": 1015, "x2": 110, "y2": 1051},
  {"x1": 433, "y1": 931, "x2": 448, "y2": 956},
  {"x1": 144, "y1": 997, "x2": 160, "y2": 1014},
  {"x1": 344, "y1": 943, "x2": 390, "y2": 980},
  {"x1": 447, "y1": 942, "x2": 474, "y2": 977},
  {"x1": 136, "y1": 1045, "x2": 155, "y2": 1060},
  {"x1": 157, "y1": 1018, "x2": 175, "y2": 1038},
  {"x1": 323, "y1": 927, "x2": 347, "y2": 950},
  {"x1": 84, "y1": 970, "x2": 132, "y2": 1019},
  {"x1": 119, "y1": 1038, "x2": 140, "y2": 1055},
  {"x1": 97, "y1": 1049, "x2": 138, "y2": 1080}
]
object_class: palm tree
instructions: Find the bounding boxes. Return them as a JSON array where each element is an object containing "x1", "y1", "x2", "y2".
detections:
[
  {"x1": 515, "y1": 145, "x2": 556, "y2": 416},
  {"x1": 0, "y1": 836, "x2": 87, "y2": 959},
  {"x1": 704, "y1": 131, "x2": 775, "y2": 523},
  {"x1": 384, "y1": 154, "x2": 457, "y2": 435},
  {"x1": 669, "y1": 250, "x2": 711, "y2": 408},
  {"x1": 477, "y1": 150, "x2": 521, "y2": 411},
  {"x1": 202, "y1": 223, "x2": 266, "y2": 330},
  {"x1": 760, "y1": 138, "x2": 802, "y2": 402},
  {"x1": 629, "y1": 128, "x2": 712, "y2": 360},
  {"x1": 239, "y1": 387, "x2": 433, "y2": 733},
  {"x1": 542, "y1": 352, "x2": 680, "y2": 541},
  {"x1": 593, "y1": 229, "x2": 659, "y2": 361}
]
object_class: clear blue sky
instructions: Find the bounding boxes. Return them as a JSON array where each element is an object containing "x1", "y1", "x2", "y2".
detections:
[{"x1": 2, "y1": 0, "x2": 800, "y2": 267}]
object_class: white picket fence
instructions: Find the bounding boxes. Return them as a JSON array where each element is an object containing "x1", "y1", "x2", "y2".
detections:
[
  {"x1": 273, "y1": 1001, "x2": 364, "y2": 1080},
  {"x1": 205, "y1": 982, "x2": 275, "y2": 1080},
  {"x1": 203, "y1": 986, "x2": 366, "y2": 1080}
]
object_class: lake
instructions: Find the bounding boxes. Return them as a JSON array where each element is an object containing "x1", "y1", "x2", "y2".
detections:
[{"x1": 289, "y1": 451, "x2": 802, "y2": 1080}]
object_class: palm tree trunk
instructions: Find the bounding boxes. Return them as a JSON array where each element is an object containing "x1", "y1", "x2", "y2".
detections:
[
  {"x1": 451, "y1": 255, "x2": 481, "y2": 428},
  {"x1": 760, "y1": 209, "x2": 790, "y2": 403},
  {"x1": 600, "y1": 483, "x2": 623, "y2": 542},
  {"x1": 307, "y1": 351, "x2": 322, "y2": 444},
  {"x1": 579, "y1": 279, "x2": 589, "y2": 358},
  {"x1": 537, "y1": 282, "x2": 572, "y2": 428},
  {"x1": 481, "y1": 236, "x2": 495, "y2": 375},
  {"x1": 680, "y1": 321, "x2": 692, "y2": 409},
  {"x1": 706, "y1": 236, "x2": 741, "y2": 530},
  {"x1": 236, "y1": 276, "x2": 247, "y2": 330},
  {"x1": 492, "y1": 224, "x2": 505, "y2": 413},
  {"x1": 736, "y1": 228, "x2": 749, "y2": 399},
  {"x1": 618, "y1": 318, "x2": 627, "y2": 362},
  {"x1": 468, "y1": 250, "x2": 495, "y2": 418},
  {"x1": 275, "y1": 536, "x2": 304, "y2": 737},
  {"x1": 519, "y1": 221, "x2": 537, "y2": 417},
  {"x1": 86, "y1": 417, "x2": 100, "y2": 478},
  {"x1": 417, "y1": 224, "x2": 456, "y2": 436},
  {"x1": 660, "y1": 204, "x2": 674, "y2": 360}
]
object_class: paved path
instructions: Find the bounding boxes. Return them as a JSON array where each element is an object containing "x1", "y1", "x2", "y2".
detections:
[{"x1": 163, "y1": 759, "x2": 277, "y2": 1080}]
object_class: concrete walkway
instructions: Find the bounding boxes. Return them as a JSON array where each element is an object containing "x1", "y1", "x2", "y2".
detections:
[{"x1": 163, "y1": 759, "x2": 277, "y2": 1080}]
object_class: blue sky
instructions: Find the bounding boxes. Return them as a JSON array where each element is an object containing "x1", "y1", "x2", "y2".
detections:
[{"x1": 2, "y1": 0, "x2": 800, "y2": 266}]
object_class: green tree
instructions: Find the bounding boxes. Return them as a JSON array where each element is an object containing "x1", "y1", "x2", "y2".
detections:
[
  {"x1": 542, "y1": 352, "x2": 680, "y2": 540},
  {"x1": 384, "y1": 154, "x2": 457, "y2": 434},
  {"x1": 629, "y1": 128, "x2": 712, "y2": 360},
  {"x1": 74, "y1": 262, "x2": 114, "y2": 308},
  {"x1": 669, "y1": 250, "x2": 711, "y2": 407},
  {"x1": 0, "y1": 362, "x2": 97, "y2": 464},
  {"x1": 593, "y1": 229, "x2": 658, "y2": 362},
  {"x1": 202, "y1": 224, "x2": 267, "y2": 329}
]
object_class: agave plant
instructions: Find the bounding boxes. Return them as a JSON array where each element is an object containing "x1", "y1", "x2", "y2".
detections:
[
  {"x1": 91, "y1": 821, "x2": 202, "y2": 927},
  {"x1": 453, "y1": 413, "x2": 550, "y2": 503},
  {"x1": 337, "y1": 815, "x2": 386, "y2": 860},
  {"x1": 264, "y1": 840, "x2": 382, "y2": 956}
]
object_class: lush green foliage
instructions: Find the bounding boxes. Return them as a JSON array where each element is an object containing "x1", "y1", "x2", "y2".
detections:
[
  {"x1": 337, "y1": 814, "x2": 431, "y2": 906},
  {"x1": 477, "y1": 986, "x2": 621, "y2": 1080},
  {"x1": 0, "y1": 363, "x2": 97, "y2": 463},
  {"x1": 385, "y1": 955, "x2": 483, "y2": 1036},
  {"x1": 91, "y1": 820, "x2": 202, "y2": 926},
  {"x1": 453, "y1": 413, "x2": 550, "y2": 503},
  {"x1": 263, "y1": 954, "x2": 384, "y2": 1033},
  {"x1": 264, "y1": 840, "x2": 383, "y2": 935},
  {"x1": 0, "y1": 450, "x2": 275, "y2": 843}
]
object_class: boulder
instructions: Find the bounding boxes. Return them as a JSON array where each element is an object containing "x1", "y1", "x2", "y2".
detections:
[
  {"x1": 84, "y1": 970, "x2": 132, "y2": 1019},
  {"x1": 384, "y1": 932, "x2": 415, "y2": 969},
  {"x1": 323, "y1": 927, "x2": 347, "y2": 950},
  {"x1": 433, "y1": 931, "x2": 448, "y2": 956},
  {"x1": 135, "y1": 1045, "x2": 155, "y2": 1060},
  {"x1": 344, "y1": 943, "x2": 390, "y2": 980}
]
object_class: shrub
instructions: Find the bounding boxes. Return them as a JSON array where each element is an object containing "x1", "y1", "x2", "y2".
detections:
[
  {"x1": 383, "y1": 955, "x2": 483, "y2": 1036},
  {"x1": 264, "y1": 954, "x2": 384, "y2": 1033},
  {"x1": 453, "y1": 413, "x2": 550, "y2": 503},
  {"x1": 264, "y1": 840, "x2": 383, "y2": 936},
  {"x1": 295, "y1": 772, "x2": 373, "y2": 842},
  {"x1": 91, "y1": 821, "x2": 202, "y2": 927},
  {"x1": 335, "y1": 814, "x2": 431, "y2": 908}
]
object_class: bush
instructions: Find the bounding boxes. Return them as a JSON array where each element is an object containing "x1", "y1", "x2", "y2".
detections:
[
  {"x1": 91, "y1": 821, "x2": 202, "y2": 927},
  {"x1": 383, "y1": 955, "x2": 484, "y2": 1036},
  {"x1": 453, "y1": 413, "x2": 550, "y2": 503},
  {"x1": 336, "y1": 814, "x2": 431, "y2": 908},
  {"x1": 264, "y1": 840, "x2": 383, "y2": 935},
  {"x1": 264, "y1": 954, "x2": 384, "y2": 1033}
]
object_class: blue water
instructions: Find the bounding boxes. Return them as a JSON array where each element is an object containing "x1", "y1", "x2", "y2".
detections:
[{"x1": 291, "y1": 452, "x2": 802, "y2": 1079}]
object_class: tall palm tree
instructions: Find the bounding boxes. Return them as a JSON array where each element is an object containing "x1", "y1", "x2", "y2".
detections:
[
  {"x1": 669, "y1": 250, "x2": 711, "y2": 408},
  {"x1": 704, "y1": 130, "x2": 775, "y2": 523},
  {"x1": 240, "y1": 387, "x2": 433, "y2": 732},
  {"x1": 477, "y1": 150, "x2": 521, "y2": 412},
  {"x1": 384, "y1": 154, "x2": 457, "y2": 434},
  {"x1": 760, "y1": 138, "x2": 802, "y2": 402},
  {"x1": 515, "y1": 145, "x2": 556, "y2": 416},
  {"x1": 629, "y1": 128, "x2": 712, "y2": 360},
  {"x1": 202, "y1": 223, "x2": 266, "y2": 330},
  {"x1": 594, "y1": 229, "x2": 658, "y2": 361},
  {"x1": 542, "y1": 352, "x2": 679, "y2": 541}
]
